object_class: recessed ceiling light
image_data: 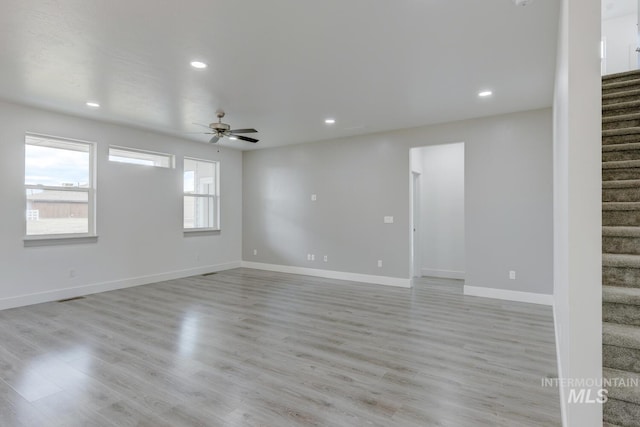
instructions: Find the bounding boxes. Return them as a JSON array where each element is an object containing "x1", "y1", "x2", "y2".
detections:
[
  {"x1": 478, "y1": 91, "x2": 493, "y2": 97},
  {"x1": 325, "y1": 118, "x2": 336, "y2": 124},
  {"x1": 190, "y1": 61, "x2": 207, "y2": 69},
  {"x1": 86, "y1": 101, "x2": 100, "y2": 108}
]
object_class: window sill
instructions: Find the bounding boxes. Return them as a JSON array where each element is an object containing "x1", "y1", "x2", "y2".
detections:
[
  {"x1": 24, "y1": 235, "x2": 99, "y2": 247},
  {"x1": 183, "y1": 229, "x2": 220, "y2": 237}
]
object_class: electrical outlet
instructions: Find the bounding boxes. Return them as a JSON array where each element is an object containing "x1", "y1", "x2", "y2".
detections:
[
  {"x1": 377, "y1": 260, "x2": 383, "y2": 268},
  {"x1": 311, "y1": 254, "x2": 315, "y2": 261},
  {"x1": 69, "y1": 269, "x2": 76, "y2": 278},
  {"x1": 253, "y1": 249, "x2": 258, "y2": 256},
  {"x1": 509, "y1": 270, "x2": 516, "y2": 280},
  {"x1": 311, "y1": 194, "x2": 317, "y2": 201},
  {"x1": 307, "y1": 254, "x2": 312, "y2": 261},
  {"x1": 323, "y1": 255, "x2": 328, "y2": 262}
]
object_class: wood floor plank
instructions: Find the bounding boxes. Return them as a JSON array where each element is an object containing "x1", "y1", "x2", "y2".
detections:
[{"x1": 0, "y1": 269, "x2": 560, "y2": 426}]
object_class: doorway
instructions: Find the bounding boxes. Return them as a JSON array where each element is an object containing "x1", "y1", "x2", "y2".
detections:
[
  {"x1": 409, "y1": 143, "x2": 465, "y2": 280},
  {"x1": 601, "y1": 0, "x2": 639, "y2": 75}
]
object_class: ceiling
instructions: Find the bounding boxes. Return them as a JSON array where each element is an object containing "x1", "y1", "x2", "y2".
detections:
[{"x1": 0, "y1": 0, "x2": 560, "y2": 150}]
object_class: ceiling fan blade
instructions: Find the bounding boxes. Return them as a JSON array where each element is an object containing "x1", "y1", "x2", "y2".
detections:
[
  {"x1": 231, "y1": 134, "x2": 259, "y2": 143},
  {"x1": 193, "y1": 122, "x2": 212, "y2": 129},
  {"x1": 184, "y1": 132, "x2": 215, "y2": 134},
  {"x1": 209, "y1": 136, "x2": 220, "y2": 144},
  {"x1": 229, "y1": 128, "x2": 258, "y2": 134}
]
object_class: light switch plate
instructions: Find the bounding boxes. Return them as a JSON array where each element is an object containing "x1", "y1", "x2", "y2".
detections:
[{"x1": 384, "y1": 216, "x2": 394, "y2": 224}]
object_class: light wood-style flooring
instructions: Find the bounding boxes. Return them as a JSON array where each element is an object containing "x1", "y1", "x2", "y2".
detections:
[{"x1": 0, "y1": 268, "x2": 560, "y2": 426}]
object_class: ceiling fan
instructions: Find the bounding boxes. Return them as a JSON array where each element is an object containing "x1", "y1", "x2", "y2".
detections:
[{"x1": 193, "y1": 110, "x2": 259, "y2": 144}]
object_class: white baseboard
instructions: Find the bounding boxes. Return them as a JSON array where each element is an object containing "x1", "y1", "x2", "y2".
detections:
[
  {"x1": 0, "y1": 261, "x2": 242, "y2": 311},
  {"x1": 241, "y1": 261, "x2": 412, "y2": 288},
  {"x1": 463, "y1": 285, "x2": 554, "y2": 305},
  {"x1": 553, "y1": 303, "x2": 568, "y2": 427},
  {"x1": 421, "y1": 268, "x2": 465, "y2": 280}
]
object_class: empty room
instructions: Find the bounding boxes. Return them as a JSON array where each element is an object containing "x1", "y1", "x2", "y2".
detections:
[{"x1": 0, "y1": 0, "x2": 623, "y2": 426}]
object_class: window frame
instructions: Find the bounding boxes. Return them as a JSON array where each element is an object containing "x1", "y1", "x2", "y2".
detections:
[
  {"x1": 24, "y1": 133, "x2": 97, "y2": 241},
  {"x1": 108, "y1": 145, "x2": 175, "y2": 168},
  {"x1": 183, "y1": 156, "x2": 220, "y2": 232}
]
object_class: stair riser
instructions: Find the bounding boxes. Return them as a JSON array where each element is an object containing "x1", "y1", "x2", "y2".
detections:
[
  {"x1": 604, "y1": 93, "x2": 640, "y2": 105},
  {"x1": 604, "y1": 169, "x2": 640, "y2": 181},
  {"x1": 604, "y1": 72, "x2": 640, "y2": 84},
  {"x1": 603, "y1": 266, "x2": 640, "y2": 288},
  {"x1": 604, "y1": 398, "x2": 640, "y2": 426},
  {"x1": 604, "y1": 302, "x2": 640, "y2": 326},
  {"x1": 604, "y1": 118, "x2": 640, "y2": 130},
  {"x1": 603, "y1": 210, "x2": 640, "y2": 227},
  {"x1": 604, "y1": 235, "x2": 640, "y2": 255},
  {"x1": 604, "y1": 188, "x2": 640, "y2": 202},
  {"x1": 604, "y1": 345, "x2": 640, "y2": 374},
  {"x1": 604, "y1": 134, "x2": 640, "y2": 146},
  {"x1": 603, "y1": 149, "x2": 640, "y2": 161},
  {"x1": 604, "y1": 106, "x2": 640, "y2": 118}
]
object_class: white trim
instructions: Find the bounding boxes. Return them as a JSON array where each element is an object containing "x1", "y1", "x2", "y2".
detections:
[
  {"x1": 553, "y1": 303, "x2": 568, "y2": 427},
  {"x1": 241, "y1": 261, "x2": 412, "y2": 288},
  {"x1": 463, "y1": 285, "x2": 554, "y2": 305},
  {"x1": 0, "y1": 261, "x2": 241, "y2": 311},
  {"x1": 421, "y1": 268, "x2": 465, "y2": 280}
]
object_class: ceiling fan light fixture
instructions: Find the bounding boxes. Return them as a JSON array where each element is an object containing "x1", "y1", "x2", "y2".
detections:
[
  {"x1": 86, "y1": 101, "x2": 100, "y2": 108},
  {"x1": 478, "y1": 90, "x2": 493, "y2": 97},
  {"x1": 190, "y1": 61, "x2": 207, "y2": 69},
  {"x1": 229, "y1": 136, "x2": 238, "y2": 140},
  {"x1": 324, "y1": 118, "x2": 336, "y2": 124}
]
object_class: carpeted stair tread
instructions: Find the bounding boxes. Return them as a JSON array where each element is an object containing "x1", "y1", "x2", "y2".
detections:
[
  {"x1": 604, "y1": 286, "x2": 640, "y2": 306},
  {"x1": 604, "y1": 69, "x2": 640, "y2": 83},
  {"x1": 604, "y1": 113, "x2": 640, "y2": 125},
  {"x1": 604, "y1": 226, "x2": 640, "y2": 237},
  {"x1": 603, "y1": 180, "x2": 640, "y2": 189},
  {"x1": 604, "y1": 128, "x2": 640, "y2": 137},
  {"x1": 602, "y1": 89, "x2": 640, "y2": 102},
  {"x1": 603, "y1": 143, "x2": 640, "y2": 154},
  {"x1": 604, "y1": 367, "x2": 640, "y2": 405},
  {"x1": 603, "y1": 160, "x2": 640, "y2": 169},
  {"x1": 604, "y1": 253, "x2": 640, "y2": 268},
  {"x1": 604, "y1": 79, "x2": 640, "y2": 90},
  {"x1": 604, "y1": 322, "x2": 640, "y2": 350},
  {"x1": 604, "y1": 100, "x2": 640, "y2": 112},
  {"x1": 603, "y1": 423, "x2": 624, "y2": 427},
  {"x1": 603, "y1": 202, "x2": 640, "y2": 211}
]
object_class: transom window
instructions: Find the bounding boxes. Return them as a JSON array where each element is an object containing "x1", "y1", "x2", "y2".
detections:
[
  {"x1": 183, "y1": 158, "x2": 219, "y2": 230},
  {"x1": 108, "y1": 146, "x2": 174, "y2": 168},
  {"x1": 25, "y1": 134, "x2": 96, "y2": 237}
]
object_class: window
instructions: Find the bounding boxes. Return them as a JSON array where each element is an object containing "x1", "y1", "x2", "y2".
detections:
[
  {"x1": 109, "y1": 146, "x2": 174, "y2": 168},
  {"x1": 183, "y1": 158, "x2": 219, "y2": 230},
  {"x1": 25, "y1": 134, "x2": 96, "y2": 237}
]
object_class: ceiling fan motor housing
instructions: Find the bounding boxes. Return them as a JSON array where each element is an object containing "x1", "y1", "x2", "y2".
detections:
[{"x1": 209, "y1": 122, "x2": 231, "y2": 133}]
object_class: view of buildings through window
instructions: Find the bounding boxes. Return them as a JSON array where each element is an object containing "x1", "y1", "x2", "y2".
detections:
[{"x1": 25, "y1": 134, "x2": 94, "y2": 236}]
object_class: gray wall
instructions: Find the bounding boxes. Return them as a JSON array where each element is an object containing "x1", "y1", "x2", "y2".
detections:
[
  {"x1": 0, "y1": 100, "x2": 243, "y2": 308},
  {"x1": 243, "y1": 107, "x2": 553, "y2": 295}
]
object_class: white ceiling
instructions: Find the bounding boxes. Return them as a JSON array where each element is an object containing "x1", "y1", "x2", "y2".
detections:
[{"x1": 0, "y1": 0, "x2": 560, "y2": 150}]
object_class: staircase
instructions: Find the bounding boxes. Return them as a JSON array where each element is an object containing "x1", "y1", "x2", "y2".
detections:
[{"x1": 603, "y1": 69, "x2": 640, "y2": 427}]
